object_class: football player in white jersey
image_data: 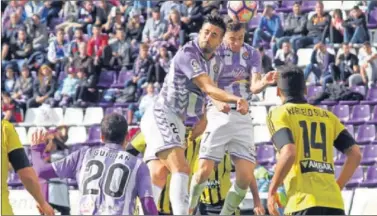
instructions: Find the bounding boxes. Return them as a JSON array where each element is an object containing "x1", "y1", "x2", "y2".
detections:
[{"x1": 188, "y1": 19, "x2": 276, "y2": 215}]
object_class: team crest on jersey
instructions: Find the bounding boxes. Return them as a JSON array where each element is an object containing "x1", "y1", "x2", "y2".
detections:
[
  {"x1": 213, "y1": 64, "x2": 219, "y2": 73},
  {"x1": 190, "y1": 59, "x2": 201, "y2": 73},
  {"x1": 242, "y1": 51, "x2": 249, "y2": 60}
]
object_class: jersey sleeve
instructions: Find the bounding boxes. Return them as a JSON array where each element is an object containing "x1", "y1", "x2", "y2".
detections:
[
  {"x1": 130, "y1": 132, "x2": 146, "y2": 154},
  {"x1": 249, "y1": 48, "x2": 262, "y2": 73},
  {"x1": 4, "y1": 121, "x2": 31, "y2": 171},
  {"x1": 332, "y1": 114, "x2": 356, "y2": 153},
  {"x1": 52, "y1": 147, "x2": 86, "y2": 179},
  {"x1": 136, "y1": 162, "x2": 153, "y2": 199},
  {"x1": 267, "y1": 109, "x2": 295, "y2": 151},
  {"x1": 176, "y1": 49, "x2": 206, "y2": 80}
]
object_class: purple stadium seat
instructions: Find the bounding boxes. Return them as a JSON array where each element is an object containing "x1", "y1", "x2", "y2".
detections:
[
  {"x1": 105, "y1": 107, "x2": 124, "y2": 115},
  {"x1": 256, "y1": 145, "x2": 275, "y2": 165},
  {"x1": 8, "y1": 172, "x2": 22, "y2": 187},
  {"x1": 360, "y1": 166, "x2": 377, "y2": 188},
  {"x1": 347, "y1": 105, "x2": 370, "y2": 125},
  {"x1": 87, "y1": 126, "x2": 101, "y2": 145},
  {"x1": 361, "y1": 145, "x2": 377, "y2": 165},
  {"x1": 111, "y1": 70, "x2": 133, "y2": 88},
  {"x1": 355, "y1": 124, "x2": 376, "y2": 145},
  {"x1": 351, "y1": 86, "x2": 367, "y2": 97},
  {"x1": 367, "y1": 9, "x2": 377, "y2": 29},
  {"x1": 345, "y1": 124, "x2": 354, "y2": 136},
  {"x1": 249, "y1": 13, "x2": 262, "y2": 29},
  {"x1": 307, "y1": 85, "x2": 322, "y2": 99},
  {"x1": 361, "y1": 88, "x2": 377, "y2": 105},
  {"x1": 97, "y1": 71, "x2": 116, "y2": 88},
  {"x1": 334, "y1": 166, "x2": 342, "y2": 179},
  {"x1": 320, "y1": 100, "x2": 338, "y2": 106},
  {"x1": 301, "y1": 1, "x2": 316, "y2": 13},
  {"x1": 276, "y1": 0, "x2": 296, "y2": 13},
  {"x1": 368, "y1": 106, "x2": 377, "y2": 124},
  {"x1": 332, "y1": 105, "x2": 350, "y2": 122},
  {"x1": 335, "y1": 153, "x2": 346, "y2": 165},
  {"x1": 345, "y1": 167, "x2": 364, "y2": 188}
]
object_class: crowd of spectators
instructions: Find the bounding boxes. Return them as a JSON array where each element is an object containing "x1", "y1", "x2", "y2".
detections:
[{"x1": 1, "y1": 0, "x2": 377, "y2": 125}]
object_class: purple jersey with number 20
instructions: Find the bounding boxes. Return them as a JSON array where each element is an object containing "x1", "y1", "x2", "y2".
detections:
[{"x1": 51, "y1": 144, "x2": 152, "y2": 215}]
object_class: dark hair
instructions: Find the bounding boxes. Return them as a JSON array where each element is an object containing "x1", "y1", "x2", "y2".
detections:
[
  {"x1": 277, "y1": 65, "x2": 305, "y2": 97},
  {"x1": 225, "y1": 18, "x2": 246, "y2": 32},
  {"x1": 152, "y1": 6, "x2": 160, "y2": 13},
  {"x1": 56, "y1": 28, "x2": 65, "y2": 34},
  {"x1": 100, "y1": 113, "x2": 128, "y2": 144},
  {"x1": 258, "y1": 46, "x2": 265, "y2": 52},
  {"x1": 342, "y1": 42, "x2": 350, "y2": 46},
  {"x1": 333, "y1": 9, "x2": 343, "y2": 19},
  {"x1": 75, "y1": 27, "x2": 83, "y2": 31},
  {"x1": 2, "y1": 92, "x2": 11, "y2": 98},
  {"x1": 316, "y1": 0, "x2": 324, "y2": 6},
  {"x1": 93, "y1": 24, "x2": 102, "y2": 29},
  {"x1": 203, "y1": 15, "x2": 226, "y2": 36},
  {"x1": 294, "y1": 1, "x2": 302, "y2": 6},
  {"x1": 363, "y1": 41, "x2": 371, "y2": 47}
]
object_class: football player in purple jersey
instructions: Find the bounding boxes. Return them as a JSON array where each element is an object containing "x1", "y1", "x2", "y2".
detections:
[
  {"x1": 30, "y1": 113, "x2": 157, "y2": 215},
  {"x1": 139, "y1": 15, "x2": 250, "y2": 215},
  {"x1": 189, "y1": 19, "x2": 276, "y2": 215}
]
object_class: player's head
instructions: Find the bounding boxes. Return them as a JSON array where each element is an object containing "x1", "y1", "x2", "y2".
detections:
[
  {"x1": 276, "y1": 65, "x2": 306, "y2": 102},
  {"x1": 342, "y1": 42, "x2": 351, "y2": 55},
  {"x1": 100, "y1": 113, "x2": 129, "y2": 145},
  {"x1": 224, "y1": 18, "x2": 246, "y2": 52},
  {"x1": 198, "y1": 15, "x2": 226, "y2": 54}
]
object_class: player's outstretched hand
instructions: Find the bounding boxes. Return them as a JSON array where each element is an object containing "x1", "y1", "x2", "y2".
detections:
[
  {"x1": 253, "y1": 202, "x2": 266, "y2": 215},
  {"x1": 263, "y1": 71, "x2": 278, "y2": 86},
  {"x1": 267, "y1": 193, "x2": 280, "y2": 216},
  {"x1": 31, "y1": 129, "x2": 47, "y2": 146},
  {"x1": 214, "y1": 101, "x2": 231, "y2": 113},
  {"x1": 37, "y1": 201, "x2": 55, "y2": 216},
  {"x1": 236, "y1": 98, "x2": 249, "y2": 115}
]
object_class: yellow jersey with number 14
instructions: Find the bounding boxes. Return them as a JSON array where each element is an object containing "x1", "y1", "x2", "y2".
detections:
[{"x1": 267, "y1": 102, "x2": 356, "y2": 214}]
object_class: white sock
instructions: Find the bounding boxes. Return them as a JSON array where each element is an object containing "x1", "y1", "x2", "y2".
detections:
[
  {"x1": 220, "y1": 183, "x2": 247, "y2": 215},
  {"x1": 188, "y1": 173, "x2": 207, "y2": 209},
  {"x1": 151, "y1": 184, "x2": 163, "y2": 206},
  {"x1": 169, "y1": 172, "x2": 190, "y2": 215}
]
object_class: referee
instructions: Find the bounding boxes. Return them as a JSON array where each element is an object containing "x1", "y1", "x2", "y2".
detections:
[{"x1": 1, "y1": 120, "x2": 55, "y2": 215}]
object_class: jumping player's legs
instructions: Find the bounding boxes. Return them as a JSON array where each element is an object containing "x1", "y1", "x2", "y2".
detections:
[
  {"x1": 146, "y1": 160, "x2": 170, "y2": 205},
  {"x1": 220, "y1": 112, "x2": 257, "y2": 215},
  {"x1": 158, "y1": 147, "x2": 190, "y2": 215},
  {"x1": 189, "y1": 107, "x2": 232, "y2": 212},
  {"x1": 140, "y1": 107, "x2": 189, "y2": 215}
]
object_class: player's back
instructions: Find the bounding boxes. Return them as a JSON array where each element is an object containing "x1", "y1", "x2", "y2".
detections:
[
  {"x1": 267, "y1": 103, "x2": 345, "y2": 213},
  {"x1": 76, "y1": 144, "x2": 147, "y2": 215}
]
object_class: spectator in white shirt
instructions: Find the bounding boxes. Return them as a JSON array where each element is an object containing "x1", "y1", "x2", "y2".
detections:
[
  {"x1": 349, "y1": 42, "x2": 377, "y2": 87},
  {"x1": 127, "y1": 83, "x2": 157, "y2": 125},
  {"x1": 273, "y1": 41, "x2": 298, "y2": 66}
]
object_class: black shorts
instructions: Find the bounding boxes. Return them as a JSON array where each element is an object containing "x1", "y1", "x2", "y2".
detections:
[
  {"x1": 291, "y1": 206, "x2": 345, "y2": 215},
  {"x1": 197, "y1": 202, "x2": 240, "y2": 215}
]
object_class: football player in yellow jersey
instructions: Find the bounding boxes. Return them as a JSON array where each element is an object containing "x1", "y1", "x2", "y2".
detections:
[
  {"x1": 128, "y1": 127, "x2": 237, "y2": 215},
  {"x1": 266, "y1": 65, "x2": 362, "y2": 215},
  {"x1": 1, "y1": 120, "x2": 55, "y2": 215}
]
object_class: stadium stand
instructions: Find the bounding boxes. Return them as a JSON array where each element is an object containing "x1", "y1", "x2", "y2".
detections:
[{"x1": 2, "y1": 0, "x2": 377, "y2": 215}]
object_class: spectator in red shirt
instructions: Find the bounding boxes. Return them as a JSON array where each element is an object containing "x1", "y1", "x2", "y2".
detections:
[
  {"x1": 87, "y1": 24, "x2": 109, "y2": 66},
  {"x1": 2, "y1": 92, "x2": 17, "y2": 122}
]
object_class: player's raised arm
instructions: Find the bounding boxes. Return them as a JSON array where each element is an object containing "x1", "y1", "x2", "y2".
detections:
[
  {"x1": 31, "y1": 130, "x2": 83, "y2": 180},
  {"x1": 333, "y1": 119, "x2": 362, "y2": 190},
  {"x1": 136, "y1": 162, "x2": 158, "y2": 215}
]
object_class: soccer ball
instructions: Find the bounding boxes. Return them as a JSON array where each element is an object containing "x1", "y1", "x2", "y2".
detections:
[{"x1": 227, "y1": 0, "x2": 258, "y2": 23}]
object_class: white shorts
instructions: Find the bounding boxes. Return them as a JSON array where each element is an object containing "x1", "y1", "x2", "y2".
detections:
[
  {"x1": 140, "y1": 106, "x2": 186, "y2": 162},
  {"x1": 199, "y1": 106, "x2": 256, "y2": 164}
]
